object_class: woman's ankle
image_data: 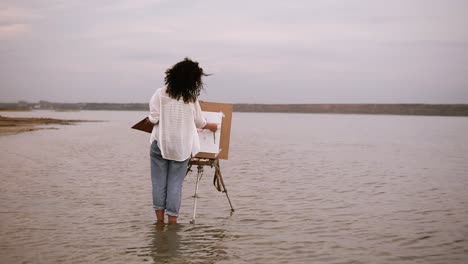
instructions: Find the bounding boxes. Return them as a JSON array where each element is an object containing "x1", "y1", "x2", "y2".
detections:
[
  {"x1": 155, "y1": 210, "x2": 165, "y2": 222},
  {"x1": 168, "y1": 215, "x2": 177, "y2": 224}
]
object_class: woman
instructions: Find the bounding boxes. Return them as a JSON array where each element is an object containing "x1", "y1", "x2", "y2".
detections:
[{"x1": 147, "y1": 58, "x2": 217, "y2": 224}]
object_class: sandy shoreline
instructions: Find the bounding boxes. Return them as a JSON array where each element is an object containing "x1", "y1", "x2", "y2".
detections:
[{"x1": 0, "y1": 115, "x2": 92, "y2": 136}]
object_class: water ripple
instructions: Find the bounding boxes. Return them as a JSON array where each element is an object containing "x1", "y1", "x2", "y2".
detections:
[{"x1": 1, "y1": 112, "x2": 467, "y2": 263}]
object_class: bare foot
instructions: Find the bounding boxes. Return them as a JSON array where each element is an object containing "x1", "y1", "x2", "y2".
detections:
[{"x1": 155, "y1": 210, "x2": 165, "y2": 222}]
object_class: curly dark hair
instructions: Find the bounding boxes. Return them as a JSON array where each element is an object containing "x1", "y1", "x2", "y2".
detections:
[{"x1": 165, "y1": 58, "x2": 208, "y2": 103}]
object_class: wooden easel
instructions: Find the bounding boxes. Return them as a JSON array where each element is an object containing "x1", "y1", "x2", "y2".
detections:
[{"x1": 186, "y1": 157, "x2": 234, "y2": 224}]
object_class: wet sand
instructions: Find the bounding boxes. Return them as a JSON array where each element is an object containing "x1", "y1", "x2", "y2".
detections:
[{"x1": 0, "y1": 115, "x2": 91, "y2": 136}]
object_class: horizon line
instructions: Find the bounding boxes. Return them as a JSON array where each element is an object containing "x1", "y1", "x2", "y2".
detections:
[{"x1": 2, "y1": 101, "x2": 468, "y2": 106}]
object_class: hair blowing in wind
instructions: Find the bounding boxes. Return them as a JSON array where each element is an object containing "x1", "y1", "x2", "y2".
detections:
[{"x1": 164, "y1": 58, "x2": 209, "y2": 103}]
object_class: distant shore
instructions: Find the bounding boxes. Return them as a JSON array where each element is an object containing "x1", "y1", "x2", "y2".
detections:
[
  {"x1": 1, "y1": 101, "x2": 468, "y2": 116},
  {"x1": 0, "y1": 115, "x2": 91, "y2": 136}
]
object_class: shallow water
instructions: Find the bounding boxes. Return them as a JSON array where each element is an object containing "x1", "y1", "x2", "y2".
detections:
[{"x1": 0, "y1": 111, "x2": 467, "y2": 263}]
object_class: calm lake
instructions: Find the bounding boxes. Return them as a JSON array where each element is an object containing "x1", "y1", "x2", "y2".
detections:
[{"x1": 1, "y1": 111, "x2": 467, "y2": 264}]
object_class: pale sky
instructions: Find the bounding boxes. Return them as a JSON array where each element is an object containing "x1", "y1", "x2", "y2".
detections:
[{"x1": 1, "y1": 0, "x2": 467, "y2": 103}]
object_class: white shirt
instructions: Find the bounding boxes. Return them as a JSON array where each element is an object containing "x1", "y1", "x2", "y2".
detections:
[{"x1": 148, "y1": 87, "x2": 207, "y2": 161}]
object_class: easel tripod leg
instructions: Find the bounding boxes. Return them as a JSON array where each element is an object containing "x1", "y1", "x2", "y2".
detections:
[
  {"x1": 220, "y1": 177, "x2": 234, "y2": 212},
  {"x1": 215, "y1": 161, "x2": 235, "y2": 212},
  {"x1": 190, "y1": 165, "x2": 203, "y2": 224}
]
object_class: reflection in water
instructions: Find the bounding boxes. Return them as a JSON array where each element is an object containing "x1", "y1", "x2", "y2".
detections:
[
  {"x1": 149, "y1": 222, "x2": 182, "y2": 263},
  {"x1": 136, "y1": 222, "x2": 229, "y2": 264}
]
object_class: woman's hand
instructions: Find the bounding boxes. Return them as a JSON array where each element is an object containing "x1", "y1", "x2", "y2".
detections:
[
  {"x1": 203, "y1": 122, "x2": 218, "y2": 132},
  {"x1": 146, "y1": 117, "x2": 156, "y2": 125}
]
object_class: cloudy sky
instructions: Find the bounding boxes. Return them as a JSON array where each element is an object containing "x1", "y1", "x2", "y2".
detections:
[{"x1": 1, "y1": 0, "x2": 467, "y2": 103}]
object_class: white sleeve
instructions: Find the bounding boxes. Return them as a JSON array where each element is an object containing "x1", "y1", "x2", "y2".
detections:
[
  {"x1": 148, "y1": 89, "x2": 161, "y2": 124},
  {"x1": 193, "y1": 100, "x2": 207, "y2": 129}
]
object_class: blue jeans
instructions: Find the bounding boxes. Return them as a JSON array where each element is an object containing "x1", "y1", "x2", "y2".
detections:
[{"x1": 150, "y1": 140, "x2": 189, "y2": 217}]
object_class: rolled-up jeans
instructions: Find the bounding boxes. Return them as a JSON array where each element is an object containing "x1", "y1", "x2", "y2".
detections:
[{"x1": 150, "y1": 140, "x2": 189, "y2": 217}]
